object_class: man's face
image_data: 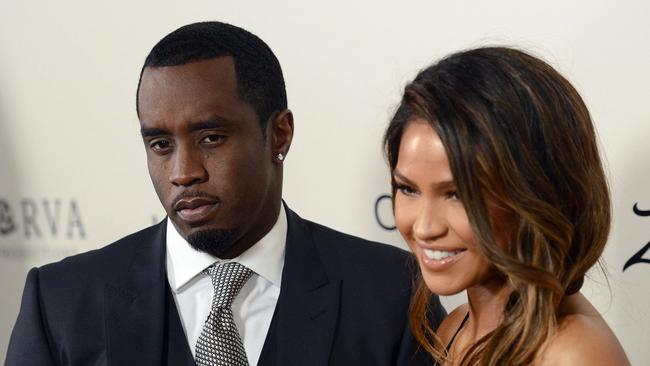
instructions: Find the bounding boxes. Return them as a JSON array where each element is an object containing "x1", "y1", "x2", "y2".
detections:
[{"x1": 138, "y1": 57, "x2": 281, "y2": 258}]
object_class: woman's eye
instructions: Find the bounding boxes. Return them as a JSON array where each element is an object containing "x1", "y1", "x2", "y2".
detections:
[
  {"x1": 394, "y1": 183, "x2": 417, "y2": 196},
  {"x1": 446, "y1": 190, "x2": 460, "y2": 200}
]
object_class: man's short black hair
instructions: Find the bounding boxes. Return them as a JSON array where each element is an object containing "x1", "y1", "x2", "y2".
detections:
[{"x1": 136, "y1": 21, "x2": 287, "y2": 130}]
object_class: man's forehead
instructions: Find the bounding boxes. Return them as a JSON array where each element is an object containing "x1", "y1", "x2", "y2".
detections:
[
  {"x1": 140, "y1": 58, "x2": 239, "y2": 104},
  {"x1": 138, "y1": 58, "x2": 239, "y2": 112},
  {"x1": 141, "y1": 56, "x2": 237, "y2": 84}
]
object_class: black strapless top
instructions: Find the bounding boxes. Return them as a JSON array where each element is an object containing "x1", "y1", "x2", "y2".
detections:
[{"x1": 434, "y1": 312, "x2": 469, "y2": 366}]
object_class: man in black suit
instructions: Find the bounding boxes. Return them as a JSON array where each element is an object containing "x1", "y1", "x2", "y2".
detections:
[{"x1": 6, "y1": 22, "x2": 445, "y2": 365}]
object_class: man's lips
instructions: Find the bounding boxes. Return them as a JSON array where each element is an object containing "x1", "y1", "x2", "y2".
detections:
[
  {"x1": 173, "y1": 197, "x2": 218, "y2": 211},
  {"x1": 173, "y1": 197, "x2": 219, "y2": 224}
]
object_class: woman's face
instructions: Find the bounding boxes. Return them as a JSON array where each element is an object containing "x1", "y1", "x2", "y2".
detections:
[{"x1": 393, "y1": 119, "x2": 497, "y2": 296}]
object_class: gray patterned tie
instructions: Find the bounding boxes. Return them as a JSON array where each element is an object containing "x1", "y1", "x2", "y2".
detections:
[{"x1": 195, "y1": 262, "x2": 252, "y2": 366}]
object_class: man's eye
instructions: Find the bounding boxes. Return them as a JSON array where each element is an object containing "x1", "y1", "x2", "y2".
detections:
[
  {"x1": 149, "y1": 139, "x2": 172, "y2": 152},
  {"x1": 201, "y1": 134, "x2": 225, "y2": 144}
]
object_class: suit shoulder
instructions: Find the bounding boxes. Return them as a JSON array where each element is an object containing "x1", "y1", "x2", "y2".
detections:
[
  {"x1": 303, "y1": 219, "x2": 415, "y2": 281},
  {"x1": 38, "y1": 223, "x2": 163, "y2": 281},
  {"x1": 306, "y1": 219, "x2": 410, "y2": 258}
]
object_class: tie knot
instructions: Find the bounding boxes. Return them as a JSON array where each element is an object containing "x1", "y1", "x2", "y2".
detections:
[{"x1": 205, "y1": 262, "x2": 253, "y2": 308}]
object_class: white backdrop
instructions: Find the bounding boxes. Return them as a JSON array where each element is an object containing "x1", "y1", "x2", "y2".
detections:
[{"x1": 1, "y1": 1, "x2": 648, "y2": 364}]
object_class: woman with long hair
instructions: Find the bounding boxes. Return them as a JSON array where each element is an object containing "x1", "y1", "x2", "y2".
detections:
[{"x1": 384, "y1": 47, "x2": 629, "y2": 365}]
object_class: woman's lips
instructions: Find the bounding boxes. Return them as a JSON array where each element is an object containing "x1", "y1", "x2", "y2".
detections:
[{"x1": 418, "y1": 247, "x2": 467, "y2": 272}]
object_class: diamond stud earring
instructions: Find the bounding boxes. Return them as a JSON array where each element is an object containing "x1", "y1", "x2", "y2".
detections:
[{"x1": 277, "y1": 153, "x2": 285, "y2": 161}]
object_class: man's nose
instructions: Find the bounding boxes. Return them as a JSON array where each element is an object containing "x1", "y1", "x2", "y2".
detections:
[
  {"x1": 412, "y1": 200, "x2": 448, "y2": 242},
  {"x1": 169, "y1": 146, "x2": 208, "y2": 187}
]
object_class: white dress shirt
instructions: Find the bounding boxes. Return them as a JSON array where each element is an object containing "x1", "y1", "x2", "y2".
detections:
[{"x1": 166, "y1": 205, "x2": 287, "y2": 366}]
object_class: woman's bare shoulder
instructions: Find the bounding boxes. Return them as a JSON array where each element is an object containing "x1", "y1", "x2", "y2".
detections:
[
  {"x1": 536, "y1": 294, "x2": 630, "y2": 365},
  {"x1": 437, "y1": 303, "x2": 469, "y2": 344}
]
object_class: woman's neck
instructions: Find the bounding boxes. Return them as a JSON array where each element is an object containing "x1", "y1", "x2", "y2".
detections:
[{"x1": 464, "y1": 278, "x2": 512, "y2": 342}]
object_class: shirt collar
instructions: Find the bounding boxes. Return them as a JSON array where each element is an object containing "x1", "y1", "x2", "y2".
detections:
[{"x1": 166, "y1": 205, "x2": 287, "y2": 293}]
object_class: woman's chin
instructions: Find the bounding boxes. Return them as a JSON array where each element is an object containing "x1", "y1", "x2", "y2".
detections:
[{"x1": 422, "y1": 276, "x2": 466, "y2": 296}]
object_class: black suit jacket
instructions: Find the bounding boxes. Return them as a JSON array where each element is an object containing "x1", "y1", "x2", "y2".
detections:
[{"x1": 6, "y1": 207, "x2": 445, "y2": 365}]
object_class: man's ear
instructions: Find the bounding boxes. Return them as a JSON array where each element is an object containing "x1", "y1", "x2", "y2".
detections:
[{"x1": 269, "y1": 109, "x2": 294, "y2": 163}]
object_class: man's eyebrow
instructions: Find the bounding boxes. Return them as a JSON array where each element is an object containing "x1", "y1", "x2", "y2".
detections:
[
  {"x1": 140, "y1": 127, "x2": 168, "y2": 138},
  {"x1": 187, "y1": 118, "x2": 232, "y2": 133},
  {"x1": 140, "y1": 117, "x2": 234, "y2": 138}
]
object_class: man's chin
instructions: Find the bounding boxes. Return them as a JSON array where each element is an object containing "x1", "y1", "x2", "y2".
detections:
[{"x1": 186, "y1": 228, "x2": 240, "y2": 258}]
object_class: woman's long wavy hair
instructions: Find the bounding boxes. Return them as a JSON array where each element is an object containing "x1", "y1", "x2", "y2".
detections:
[{"x1": 384, "y1": 47, "x2": 611, "y2": 365}]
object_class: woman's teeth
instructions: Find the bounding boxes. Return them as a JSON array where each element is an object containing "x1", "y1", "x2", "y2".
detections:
[{"x1": 423, "y1": 249, "x2": 463, "y2": 260}]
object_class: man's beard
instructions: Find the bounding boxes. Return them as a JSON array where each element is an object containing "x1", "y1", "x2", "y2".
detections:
[{"x1": 187, "y1": 228, "x2": 240, "y2": 258}]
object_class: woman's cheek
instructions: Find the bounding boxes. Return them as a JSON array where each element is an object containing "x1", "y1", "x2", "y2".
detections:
[{"x1": 394, "y1": 197, "x2": 415, "y2": 246}]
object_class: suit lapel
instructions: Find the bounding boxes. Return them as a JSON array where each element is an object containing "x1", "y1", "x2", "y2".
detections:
[
  {"x1": 104, "y1": 208, "x2": 340, "y2": 365},
  {"x1": 103, "y1": 221, "x2": 195, "y2": 366},
  {"x1": 271, "y1": 208, "x2": 341, "y2": 366},
  {"x1": 165, "y1": 282, "x2": 198, "y2": 365}
]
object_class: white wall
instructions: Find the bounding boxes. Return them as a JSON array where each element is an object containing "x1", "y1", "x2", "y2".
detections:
[{"x1": 1, "y1": 1, "x2": 648, "y2": 364}]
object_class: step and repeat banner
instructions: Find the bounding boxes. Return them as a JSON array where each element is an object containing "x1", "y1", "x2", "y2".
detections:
[{"x1": 1, "y1": 1, "x2": 648, "y2": 364}]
